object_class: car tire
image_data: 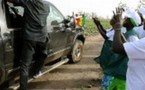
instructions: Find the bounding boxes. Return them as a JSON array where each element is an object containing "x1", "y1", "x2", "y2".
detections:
[{"x1": 68, "y1": 40, "x2": 83, "y2": 63}]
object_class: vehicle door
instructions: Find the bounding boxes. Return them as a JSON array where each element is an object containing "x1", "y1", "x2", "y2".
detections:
[
  {"x1": 0, "y1": 0, "x2": 5, "y2": 83},
  {"x1": 2, "y1": 1, "x2": 24, "y2": 71},
  {"x1": 47, "y1": 4, "x2": 70, "y2": 53}
]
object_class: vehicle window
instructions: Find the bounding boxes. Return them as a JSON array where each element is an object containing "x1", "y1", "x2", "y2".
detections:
[
  {"x1": 5, "y1": 2, "x2": 24, "y2": 28},
  {"x1": 47, "y1": 4, "x2": 64, "y2": 32}
]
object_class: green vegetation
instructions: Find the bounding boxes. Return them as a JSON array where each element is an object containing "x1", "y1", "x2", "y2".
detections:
[
  {"x1": 84, "y1": 18, "x2": 111, "y2": 36},
  {"x1": 80, "y1": 0, "x2": 145, "y2": 36}
]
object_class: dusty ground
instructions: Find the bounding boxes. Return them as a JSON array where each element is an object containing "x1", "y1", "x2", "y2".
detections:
[{"x1": 28, "y1": 34, "x2": 104, "y2": 90}]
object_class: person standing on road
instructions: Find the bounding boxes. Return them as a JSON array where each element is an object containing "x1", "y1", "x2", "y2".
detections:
[
  {"x1": 81, "y1": 14, "x2": 86, "y2": 28},
  {"x1": 112, "y1": 8, "x2": 145, "y2": 90},
  {"x1": 92, "y1": 16, "x2": 127, "y2": 90},
  {"x1": 6, "y1": 0, "x2": 50, "y2": 90},
  {"x1": 75, "y1": 13, "x2": 82, "y2": 28},
  {"x1": 92, "y1": 8, "x2": 141, "y2": 89}
]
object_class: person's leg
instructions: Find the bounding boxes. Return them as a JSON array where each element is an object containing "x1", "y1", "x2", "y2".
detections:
[
  {"x1": 13, "y1": 31, "x2": 23, "y2": 68},
  {"x1": 33, "y1": 39, "x2": 48, "y2": 75},
  {"x1": 20, "y1": 40, "x2": 35, "y2": 90}
]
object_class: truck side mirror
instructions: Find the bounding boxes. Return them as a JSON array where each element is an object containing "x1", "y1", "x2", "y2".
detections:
[
  {"x1": 51, "y1": 20, "x2": 59, "y2": 25},
  {"x1": 51, "y1": 20, "x2": 61, "y2": 30},
  {"x1": 63, "y1": 19, "x2": 70, "y2": 24}
]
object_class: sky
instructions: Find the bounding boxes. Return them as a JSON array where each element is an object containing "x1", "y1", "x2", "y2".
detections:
[{"x1": 47, "y1": 0, "x2": 141, "y2": 18}]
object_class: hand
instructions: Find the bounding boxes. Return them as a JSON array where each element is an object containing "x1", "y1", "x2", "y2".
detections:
[
  {"x1": 111, "y1": 7, "x2": 123, "y2": 31},
  {"x1": 92, "y1": 17, "x2": 101, "y2": 25}
]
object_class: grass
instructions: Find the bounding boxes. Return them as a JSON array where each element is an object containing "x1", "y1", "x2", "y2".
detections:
[{"x1": 84, "y1": 18, "x2": 111, "y2": 36}]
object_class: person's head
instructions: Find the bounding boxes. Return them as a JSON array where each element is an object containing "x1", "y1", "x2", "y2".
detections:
[
  {"x1": 82, "y1": 14, "x2": 85, "y2": 17},
  {"x1": 123, "y1": 17, "x2": 135, "y2": 28},
  {"x1": 123, "y1": 8, "x2": 141, "y2": 30}
]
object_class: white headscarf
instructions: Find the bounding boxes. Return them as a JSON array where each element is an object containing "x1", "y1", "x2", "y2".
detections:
[{"x1": 123, "y1": 8, "x2": 141, "y2": 26}]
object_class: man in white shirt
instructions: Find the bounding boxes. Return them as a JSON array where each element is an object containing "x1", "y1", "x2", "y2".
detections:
[
  {"x1": 112, "y1": 8, "x2": 145, "y2": 90},
  {"x1": 124, "y1": 38, "x2": 145, "y2": 90}
]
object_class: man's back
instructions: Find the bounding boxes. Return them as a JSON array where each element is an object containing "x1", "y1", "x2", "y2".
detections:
[
  {"x1": 22, "y1": 0, "x2": 50, "y2": 42},
  {"x1": 14, "y1": 0, "x2": 50, "y2": 42}
]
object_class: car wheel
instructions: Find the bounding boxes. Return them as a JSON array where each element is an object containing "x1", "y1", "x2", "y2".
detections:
[{"x1": 69, "y1": 40, "x2": 83, "y2": 63}]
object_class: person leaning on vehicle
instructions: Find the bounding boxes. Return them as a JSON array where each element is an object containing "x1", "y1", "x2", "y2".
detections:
[{"x1": 6, "y1": 0, "x2": 50, "y2": 90}]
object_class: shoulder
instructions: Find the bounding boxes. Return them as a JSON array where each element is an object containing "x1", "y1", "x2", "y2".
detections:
[
  {"x1": 124, "y1": 38, "x2": 145, "y2": 59},
  {"x1": 124, "y1": 37, "x2": 145, "y2": 49},
  {"x1": 126, "y1": 29, "x2": 139, "y2": 36}
]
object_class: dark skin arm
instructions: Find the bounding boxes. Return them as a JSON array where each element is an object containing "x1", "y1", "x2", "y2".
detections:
[
  {"x1": 111, "y1": 8, "x2": 127, "y2": 55},
  {"x1": 92, "y1": 17, "x2": 108, "y2": 40},
  {"x1": 113, "y1": 30, "x2": 126, "y2": 55}
]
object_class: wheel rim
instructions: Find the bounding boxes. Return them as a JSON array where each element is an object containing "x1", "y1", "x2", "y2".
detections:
[{"x1": 74, "y1": 46, "x2": 82, "y2": 60}]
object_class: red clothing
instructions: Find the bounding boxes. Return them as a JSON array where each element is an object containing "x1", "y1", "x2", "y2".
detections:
[{"x1": 75, "y1": 16, "x2": 81, "y2": 26}]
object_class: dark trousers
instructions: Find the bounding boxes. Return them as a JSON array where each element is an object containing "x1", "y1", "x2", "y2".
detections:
[
  {"x1": 20, "y1": 39, "x2": 48, "y2": 90},
  {"x1": 13, "y1": 30, "x2": 23, "y2": 68}
]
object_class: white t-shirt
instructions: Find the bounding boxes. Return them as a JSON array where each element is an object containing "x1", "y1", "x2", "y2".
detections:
[
  {"x1": 106, "y1": 28, "x2": 114, "y2": 41},
  {"x1": 123, "y1": 38, "x2": 145, "y2": 90},
  {"x1": 127, "y1": 35, "x2": 139, "y2": 42},
  {"x1": 134, "y1": 25, "x2": 145, "y2": 39},
  {"x1": 106, "y1": 27, "x2": 126, "y2": 41}
]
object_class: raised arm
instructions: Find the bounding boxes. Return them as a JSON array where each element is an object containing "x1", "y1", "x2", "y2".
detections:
[
  {"x1": 111, "y1": 8, "x2": 126, "y2": 55},
  {"x1": 92, "y1": 17, "x2": 108, "y2": 40}
]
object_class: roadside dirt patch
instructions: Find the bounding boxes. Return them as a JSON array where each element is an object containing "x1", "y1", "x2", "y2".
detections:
[{"x1": 28, "y1": 34, "x2": 104, "y2": 90}]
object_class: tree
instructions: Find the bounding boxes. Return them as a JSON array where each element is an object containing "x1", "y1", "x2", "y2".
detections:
[
  {"x1": 137, "y1": 0, "x2": 145, "y2": 9},
  {"x1": 118, "y1": 2, "x2": 128, "y2": 9}
]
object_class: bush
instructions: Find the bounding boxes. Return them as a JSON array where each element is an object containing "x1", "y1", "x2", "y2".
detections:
[{"x1": 84, "y1": 18, "x2": 111, "y2": 36}]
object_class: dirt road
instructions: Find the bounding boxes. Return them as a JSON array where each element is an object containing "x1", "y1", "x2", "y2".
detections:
[{"x1": 28, "y1": 34, "x2": 104, "y2": 90}]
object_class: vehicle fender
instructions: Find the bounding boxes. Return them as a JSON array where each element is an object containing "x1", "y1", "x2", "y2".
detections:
[{"x1": 73, "y1": 32, "x2": 85, "y2": 44}]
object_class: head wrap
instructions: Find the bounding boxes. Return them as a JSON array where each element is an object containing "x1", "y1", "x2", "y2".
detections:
[{"x1": 123, "y1": 8, "x2": 141, "y2": 26}]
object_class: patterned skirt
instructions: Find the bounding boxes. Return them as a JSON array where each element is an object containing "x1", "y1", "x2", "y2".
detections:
[{"x1": 101, "y1": 74, "x2": 126, "y2": 90}]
